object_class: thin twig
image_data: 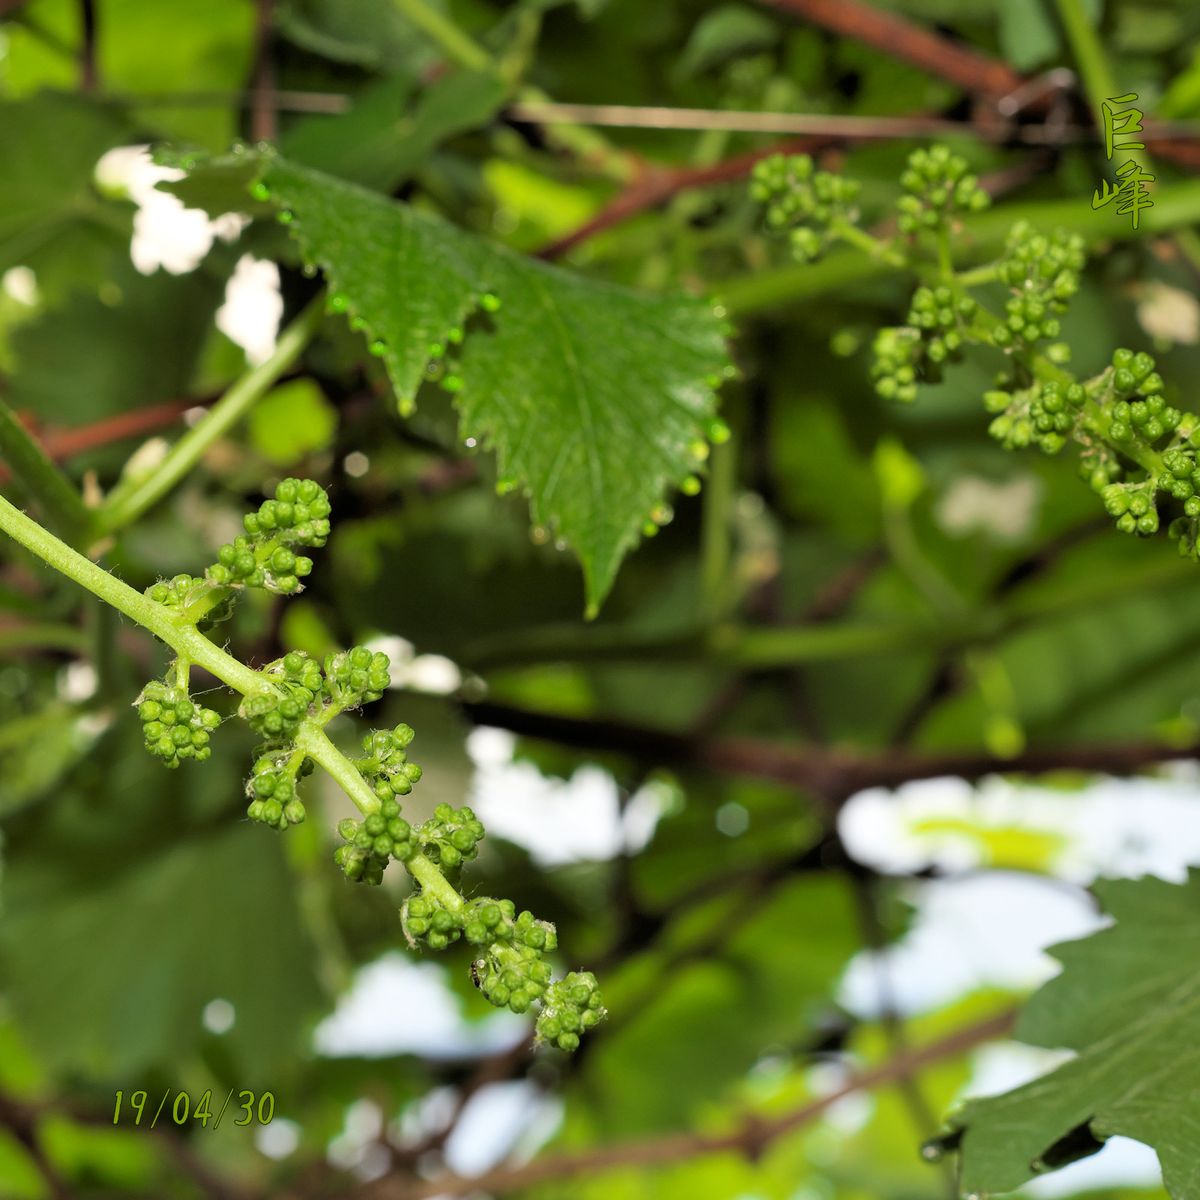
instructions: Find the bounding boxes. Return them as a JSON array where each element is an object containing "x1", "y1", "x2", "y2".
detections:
[
  {"x1": 93, "y1": 88, "x2": 352, "y2": 113},
  {"x1": 539, "y1": 116, "x2": 1052, "y2": 262},
  {"x1": 357, "y1": 1008, "x2": 1015, "y2": 1199},
  {"x1": 78, "y1": 0, "x2": 97, "y2": 91},
  {"x1": 464, "y1": 699, "x2": 1200, "y2": 807},
  {"x1": 758, "y1": 0, "x2": 1200, "y2": 171},
  {"x1": 757, "y1": 0, "x2": 1020, "y2": 99},
  {"x1": 540, "y1": 134, "x2": 836, "y2": 259},
  {"x1": 0, "y1": 399, "x2": 205, "y2": 487},
  {"x1": 250, "y1": 0, "x2": 277, "y2": 142},
  {"x1": 510, "y1": 102, "x2": 1136, "y2": 143},
  {"x1": 88, "y1": 86, "x2": 1200, "y2": 147}
]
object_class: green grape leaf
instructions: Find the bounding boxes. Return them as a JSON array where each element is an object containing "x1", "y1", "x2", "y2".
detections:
[
  {"x1": 948, "y1": 871, "x2": 1200, "y2": 1197},
  {"x1": 0, "y1": 822, "x2": 323, "y2": 1078},
  {"x1": 258, "y1": 156, "x2": 730, "y2": 613}
]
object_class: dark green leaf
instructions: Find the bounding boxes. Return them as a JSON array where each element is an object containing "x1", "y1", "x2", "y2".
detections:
[
  {"x1": 0, "y1": 93, "x2": 134, "y2": 302},
  {"x1": 955, "y1": 871, "x2": 1200, "y2": 1197},
  {"x1": 0, "y1": 822, "x2": 324, "y2": 1079},
  {"x1": 260, "y1": 156, "x2": 730, "y2": 611}
]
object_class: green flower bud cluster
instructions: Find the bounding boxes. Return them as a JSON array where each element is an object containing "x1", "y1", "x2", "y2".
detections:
[
  {"x1": 240, "y1": 689, "x2": 308, "y2": 742},
  {"x1": 144, "y1": 573, "x2": 235, "y2": 626},
  {"x1": 402, "y1": 887, "x2": 577, "y2": 1031},
  {"x1": 1027, "y1": 380, "x2": 1087, "y2": 454},
  {"x1": 534, "y1": 971, "x2": 606, "y2": 1052},
  {"x1": 266, "y1": 650, "x2": 326, "y2": 699},
  {"x1": 750, "y1": 152, "x2": 862, "y2": 262},
  {"x1": 461, "y1": 900, "x2": 568, "y2": 1022},
  {"x1": 323, "y1": 646, "x2": 392, "y2": 710},
  {"x1": 416, "y1": 802, "x2": 485, "y2": 872},
  {"x1": 871, "y1": 289, "x2": 977, "y2": 401},
  {"x1": 896, "y1": 145, "x2": 989, "y2": 234},
  {"x1": 402, "y1": 892, "x2": 469, "y2": 949},
  {"x1": 355, "y1": 724, "x2": 421, "y2": 803},
  {"x1": 1101, "y1": 482, "x2": 1160, "y2": 535},
  {"x1": 1158, "y1": 447, "x2": 1200, "y2": 505},
  {"x1": 473, "y1": 945, "x2": 554, "y2": 1014},
  {"x1": 998, "y1": 223, "x2": 1084, "y2": 308},
  {"x1": 905, "y1": 285, "x2": 976, "y2": 368},
  {"x1": 989, "y1": 225, "x2": 1081, "y2": 354},
  {"x1": 1108, "y1": 348, "x2": 1165, "y2": 402},
  {"x1": 136, "y1": 681, "x2": 219, "y2": 767},
  {"x1": 1107, "y1": 394, "x2": 1180, "y2": 447},
  {"x1": 113, "y1": 478, "x2": 603, "y2": 1052},
  {"x1": 870, "y1": 326, "x2": 922, "y2": 403},
  {"x1": 1169, "y1": 512, "x2": 1200, "y2": 559},
  {"x1": 1078, "y1": 443, "x2": 1123, "y2": 494},
  {"x1": 991, "y1": 290, "x2": 1063, "y2": 350},
  {"x1": 206, "y1": 478, "x2": 330, "y2": 594},
  {"x1": 246, "y1": 751, "x2": 309, "y2": 829},
  {"x1": 335, "y1": 798, "x2": 416, "y2": 883},
  {"x1": 986, "y1": 404, "x2": 1036, "y2": 451},
  {"x1": 462, "y1": 897, "x2": 553, "y2": 951},
  {"x1": 145, "y1": 573, "x2": 203, "y2": 609},
  {"x1": 240, "y1": 651, "x2": 327, "y2": 743}
]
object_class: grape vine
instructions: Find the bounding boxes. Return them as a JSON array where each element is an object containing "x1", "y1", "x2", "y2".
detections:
[{"x1": 751, "y1": 145, "x2": 1200, "y2": 560}]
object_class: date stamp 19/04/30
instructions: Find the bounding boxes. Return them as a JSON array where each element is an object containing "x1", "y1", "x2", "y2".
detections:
[{"x1": 112, "y1": 1088, "x2": 275, "y2": 1131}]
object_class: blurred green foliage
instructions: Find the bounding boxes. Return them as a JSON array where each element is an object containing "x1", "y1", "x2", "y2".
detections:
[{"x1": 2, "y1": 0, "x2": 1200, "y2": 1196}]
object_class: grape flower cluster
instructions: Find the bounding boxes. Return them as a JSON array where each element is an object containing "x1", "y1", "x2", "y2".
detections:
[
  {"x1": 753, "y1": 145, "x2": 1200, "y2": 563},
  {"x1": 895, "y1": 145, "x2": 990, "y2": 233},
  {"x1": 136, "y1": 680, "x2": 220, "y2": 767},
  {"x1": 207, "y1": 477, "x2": 330, "y2": 593},
  {"x1": 750, "y1": 152, "x2": 862, "y2": 261},
  {"x1": 133, "y1": 479, "x2": 603, "y2": 1051}
]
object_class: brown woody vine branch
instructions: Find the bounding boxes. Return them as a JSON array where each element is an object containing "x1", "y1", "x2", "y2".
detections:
[
  {"x1": 464, "y1": 699, "x2": 1200, "y2": 807},
  {"x1": 758, "y1": 0, "x2": 1200, "y2": 169},
  {"x1": 758, "y1": 0, "x2": 1020, "y2": 98},
  {"x1": 0, "y1": 400, "x2": 203, "y2": 487},
  {"x1": 357, "y1": 1008, "x2": 1016, "y2": 1199}
]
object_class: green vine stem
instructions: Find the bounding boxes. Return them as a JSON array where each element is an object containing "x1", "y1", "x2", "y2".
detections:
[
  {"x1": 723, "y1": 180, "x2": 1200, "y2": 317},
  {"x1": 96, "y1": 295, "x2": 326, "y2": 535},
  {"x1": 0, "y1": 490, "x2": 265, "y2": 694},
  {"x1": 460, "y1": 548, "x2": 1196, "y2": 672},
  {"x1": 1052, "y1": 0, "x2": 1138, "y2": 161}
]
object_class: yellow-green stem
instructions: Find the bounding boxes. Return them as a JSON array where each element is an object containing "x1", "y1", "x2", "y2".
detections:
[
  {"x1": 97, "y1": 296, "x2": 326, "y2": 535},
  {"x1": 0, "y1": 491, "x2": 265, "y2": 695}
]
